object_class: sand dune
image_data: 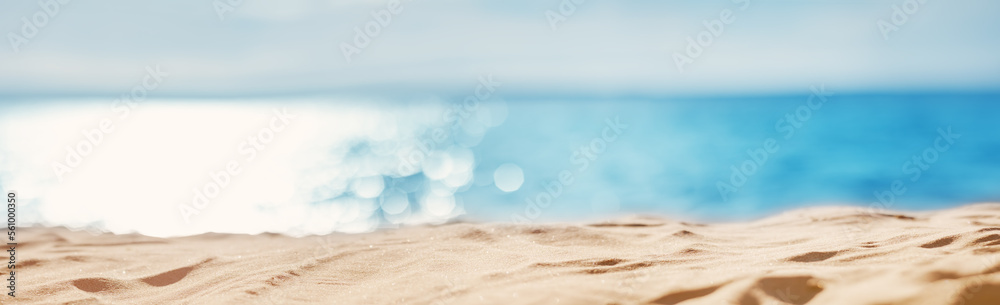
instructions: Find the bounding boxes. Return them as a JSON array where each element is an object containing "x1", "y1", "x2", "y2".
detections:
[{"x1": 15, "y1": 204, "x2": 1000, "y2": 304}]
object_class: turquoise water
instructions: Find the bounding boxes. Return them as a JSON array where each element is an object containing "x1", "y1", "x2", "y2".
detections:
[
  {"x1": 1, "y1": 93, "x2": 998, "y2": 236},
  {"x1": 464, "y1": 93, "x2": 1000, "y2": 221}
]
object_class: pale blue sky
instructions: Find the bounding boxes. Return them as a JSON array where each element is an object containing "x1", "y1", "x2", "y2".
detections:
[{"x1": 1, "y1": 0, "x2": 998, "y2": 97}]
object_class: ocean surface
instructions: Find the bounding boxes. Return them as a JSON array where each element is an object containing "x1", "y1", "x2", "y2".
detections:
[{"x1": 1, "y1": 92, "x2": 998, "y2": 236}]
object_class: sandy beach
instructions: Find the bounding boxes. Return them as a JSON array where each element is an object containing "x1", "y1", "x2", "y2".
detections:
[{"x1": 15, "y1": 204, "x2": 1000, "y2": 305}]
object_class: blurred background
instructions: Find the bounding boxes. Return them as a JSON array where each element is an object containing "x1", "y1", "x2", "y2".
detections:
[{"x1": 0, "y1": 0, "x2": 998, "y2": 237}]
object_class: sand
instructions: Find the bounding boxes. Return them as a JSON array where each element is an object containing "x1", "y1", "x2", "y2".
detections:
[{"x1": 13, "y1": 204, "x2": 1000, "y2": 305}]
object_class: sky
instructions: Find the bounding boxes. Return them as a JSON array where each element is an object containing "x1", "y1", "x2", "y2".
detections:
[{"x1": 2, "y1": 0, "x2": 999, "y2": 97}]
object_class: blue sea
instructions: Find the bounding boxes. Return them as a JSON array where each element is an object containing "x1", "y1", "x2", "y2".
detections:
[
  {"x1": 1, "y1": 92, "x2": 998, "y2": 236},
  {"x1": 477, "y1": 93, "x2": 1000, "y2": 222}
]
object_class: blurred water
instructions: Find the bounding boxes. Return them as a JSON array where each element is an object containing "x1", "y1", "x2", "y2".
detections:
[
  {"x1": 474, "y1": 93, "x2": 1000, "y2": 222},
  {"x1": 1, "y1": 93, "x2": 998, "y2": 236}
]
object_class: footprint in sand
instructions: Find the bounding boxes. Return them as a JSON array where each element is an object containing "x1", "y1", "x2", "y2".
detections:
[
  {"x1": 786, "y1": 251, "x2": 838, "y2": 263},
  {"x1": 920, "y1": 235, "x2": 957, "y2": 248},
  {"x1": 756, "y1": 276, "x2": 824, "y2": 305},
  {"x1": 72, "y1": 278, "x2": 131, "y2": 293},
  {"x1": 650, "y1": 285, "x2": 722, "y2": 305},
  {"x1": 141, "y1": 266, "x2": 195, "y2": 287},
  {"x1": 71, "y1": 262, "x2": 201, "y2": 293}
]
